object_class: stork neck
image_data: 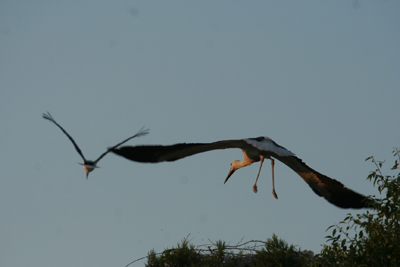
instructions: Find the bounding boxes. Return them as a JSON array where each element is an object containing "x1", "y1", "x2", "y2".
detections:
[{"x1": 233, "y1": 157, "x2": 254, "y2": 170}]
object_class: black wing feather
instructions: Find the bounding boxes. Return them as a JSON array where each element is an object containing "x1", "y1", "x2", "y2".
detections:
[
  {"x1": 43, "y1": 112, "x2": 86, "y2": 161},
  {"x1": 93, "y1": 127, "x2": 150, "y2": 164},
  {"x1": 273, "y1": 154, "x2": 370, "y2": 208},
  {"x1": 110, "y1": 140, "x2": 247, "y2": 163}
]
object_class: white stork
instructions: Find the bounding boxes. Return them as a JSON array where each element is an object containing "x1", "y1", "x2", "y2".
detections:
[
  {"x1": 43, "y1": 112, "x2": 149, "y2": 178},
  {"x1": 110, "y1": 137, "x2": 371, "y2": 209}
]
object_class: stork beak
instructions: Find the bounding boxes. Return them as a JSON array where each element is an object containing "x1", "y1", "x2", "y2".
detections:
[
  {"x1": 79, "y1": 163, "x2": 98, "y2": 179},
  {"x1": 224, "y1": 168, "x2": 235, "y2": 184}
]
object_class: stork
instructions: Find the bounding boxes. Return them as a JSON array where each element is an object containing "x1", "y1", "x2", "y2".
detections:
[
  {"x1": 111, "y1": 137, "x2": 370, "y2": 209},
  {"x1": 42, "y1": 112, "x2": 149, "y2": 178}
]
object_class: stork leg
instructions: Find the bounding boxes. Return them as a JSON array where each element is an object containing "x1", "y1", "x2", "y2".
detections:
[
  {"x1": 253, "y1": 156, "x2": 265, "y2": 193},
  {"x1": 271, "y1": 158, "x2": 278, "y2": 199}
]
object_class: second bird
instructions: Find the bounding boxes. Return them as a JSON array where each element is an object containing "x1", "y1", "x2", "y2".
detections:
[{"x1": 43, "y1": 112, "x2": 149, "y2": 178}]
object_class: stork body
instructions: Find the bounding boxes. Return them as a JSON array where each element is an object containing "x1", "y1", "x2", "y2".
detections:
[
  {"x1": 43, "y1": 112, "x2": 149, "y2": 178},
  {"x1": 111, "y1": 137, "x2": 370, "y2": 209}
]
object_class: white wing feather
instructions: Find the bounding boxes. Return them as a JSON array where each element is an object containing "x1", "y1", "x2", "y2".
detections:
[{"x1": 245, "y1": 137, "x2": 295, "y2": 157}]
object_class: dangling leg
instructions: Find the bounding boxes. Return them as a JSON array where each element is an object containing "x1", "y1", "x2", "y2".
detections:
[
  {"x1": 271, "y1": 158, "x2": 278, "y2": 199},
  {"x1": 253, "y1": 156, "x2": 265, "y2": 193}
]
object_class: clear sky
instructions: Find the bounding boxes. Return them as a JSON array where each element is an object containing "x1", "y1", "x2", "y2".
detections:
[{"x1": 1, "y1": 1, "x2": 399, "y2": 266}]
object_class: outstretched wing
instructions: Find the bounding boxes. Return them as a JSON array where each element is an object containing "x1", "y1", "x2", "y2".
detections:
[
  {"x1": 272, "y1": 154, "x2": 370, "y2": 208},
  {"x1": 110, "y1": 139, "x2": 247, "y2": 163},
  {"x1": 111, "y1": 138, "x2": 371, "y2": 209},
  {"x1": 43, "y1": 112, "x2": 86, "y2": 162},
  {"x1": 93, "y1": 126, "x2": 150, "y2": 164}
]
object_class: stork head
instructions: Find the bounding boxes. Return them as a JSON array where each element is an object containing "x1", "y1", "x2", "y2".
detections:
[
  {"x1": 224, "y1": 160, "x2": 241, "y2": 184},
  {"x1": 79, "y1": 161, "x2": 99, "y2": 179}
]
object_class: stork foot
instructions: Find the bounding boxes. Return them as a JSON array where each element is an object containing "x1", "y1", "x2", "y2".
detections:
[
  {"x1": 253, "y1": 184, "x2": 258, "y2": 193},
  {"x1": 272, "y1": 189, "x2": 278, "y2": 199}
]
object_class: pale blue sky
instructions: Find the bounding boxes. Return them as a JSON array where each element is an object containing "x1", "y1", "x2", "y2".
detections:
[{"x1": 1, "y1": 1, "x2": 399, "y2": 266}]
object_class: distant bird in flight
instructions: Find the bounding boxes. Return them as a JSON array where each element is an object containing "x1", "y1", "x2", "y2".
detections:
[
  {"x1": 43, "y1": 112, "x2": 149, "y2": 178},
  {"x1": 111, "y1": 137, "x2": 370, "y2": 209}
]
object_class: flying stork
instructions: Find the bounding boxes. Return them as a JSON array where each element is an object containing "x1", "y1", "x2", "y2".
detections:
[
  {"x1": 110, "y1": 137, "x2": 370, "y2": 209},
  {"x1": 43, "y1": 112, "x2": 149, "y2": 178}
]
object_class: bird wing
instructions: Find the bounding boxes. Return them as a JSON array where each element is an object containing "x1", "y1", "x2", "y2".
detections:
[
  {"x1": 245, "y1": 136, "x2": 295, "y2": 157},
  {"x1": 93, "y1": 126, "x2": 150, "y2": 165},
  {"x1": 272, "y1": 154, "x2": 369, "y2": 208},
  {"x1": 42, "y1": 112, "x2": 86, "y2": 162},
  {"x1": 110, "y1": 139, "x2": 247, "y2": 163},
  {"x1": 111, "y1": 137, "x2": 370, "y2": 209}
]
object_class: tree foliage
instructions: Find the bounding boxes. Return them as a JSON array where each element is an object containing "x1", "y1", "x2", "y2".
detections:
[
  {"x1": 140, "y1": 234, "x2": 312, "y2": 267},
  {"x1": 317, "y1": 148, "x2": 400, "y2": 266},
  {"x1": 145, "y1": 237, "x2": 201, "y2": 267},
  {"x1": 254, "y1": 234, "x2": 312, "y2": 267}
]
